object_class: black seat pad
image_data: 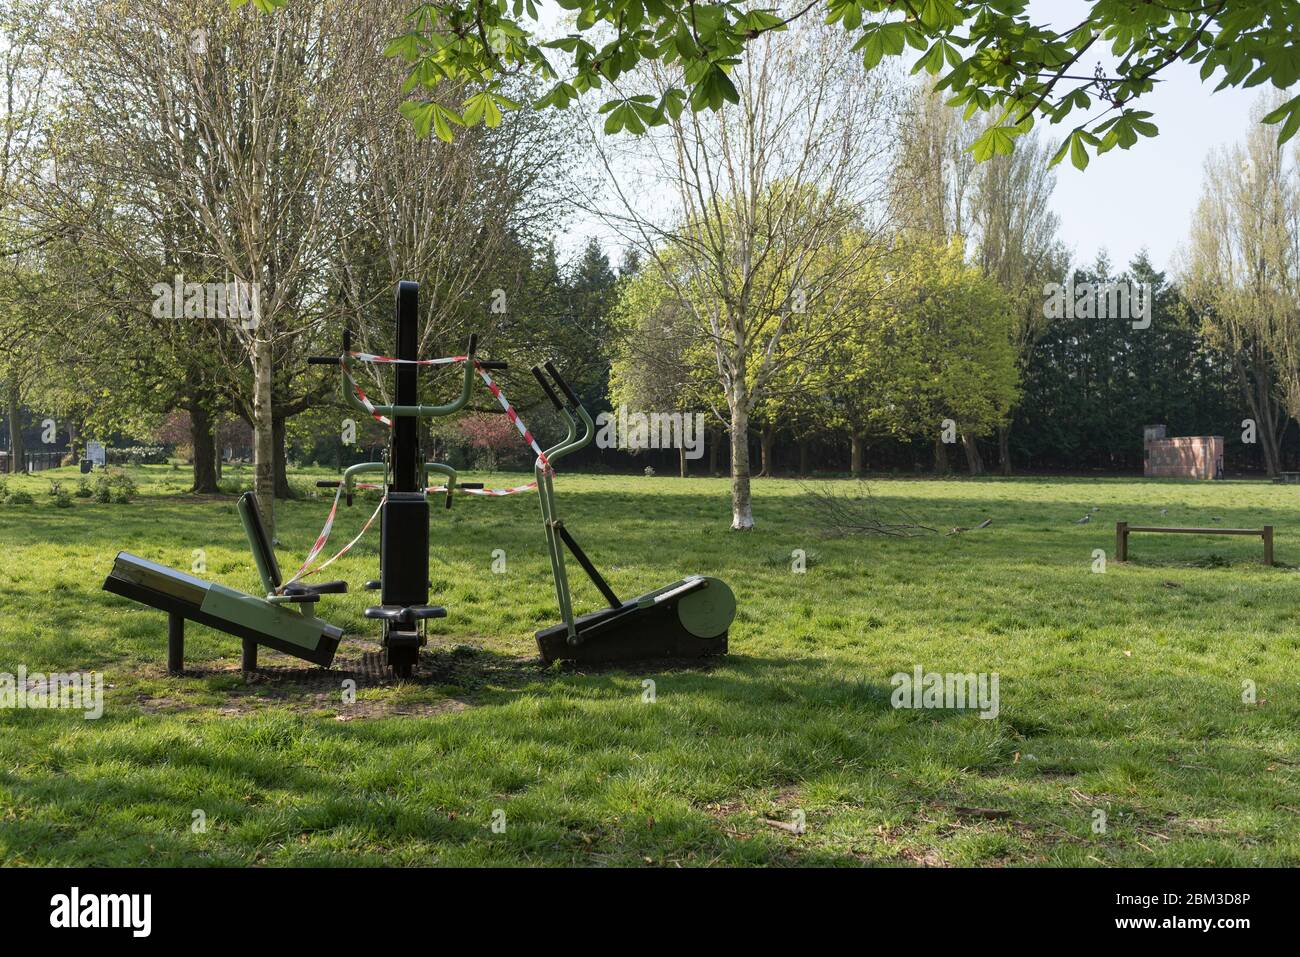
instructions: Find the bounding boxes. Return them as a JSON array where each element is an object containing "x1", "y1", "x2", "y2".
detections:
[
  {"x1": 283, "y1": 580, "x2": 348, "y2": 595},
  {"x1": 364, "y1": 604, "x2": 447, "y2": 623}
]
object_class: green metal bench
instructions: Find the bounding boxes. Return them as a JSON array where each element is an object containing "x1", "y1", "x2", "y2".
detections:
[{"x1": 102, "y1": 493, "x2": 347, "y2": 674}]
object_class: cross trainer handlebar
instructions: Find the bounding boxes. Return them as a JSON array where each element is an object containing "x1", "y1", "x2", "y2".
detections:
[
  {"x1": 543, "y1": 361, "x2": 581, "y2": 408},
  {"x1": 532, "y1": 365, "x2": 564, "y2": 410}
]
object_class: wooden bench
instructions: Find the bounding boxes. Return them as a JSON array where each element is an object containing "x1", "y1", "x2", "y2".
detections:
[
  {"x1": 1115, "y1": 522, "x2": 1273, "y2": 566},
  {"x1": 1273, "y1": 471, "x2": 1300, "y2": 484}
]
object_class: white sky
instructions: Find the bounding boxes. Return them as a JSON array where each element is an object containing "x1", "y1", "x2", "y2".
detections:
[{"x1": 539, "y1": 1, "x2": 1269, "y2": 275}]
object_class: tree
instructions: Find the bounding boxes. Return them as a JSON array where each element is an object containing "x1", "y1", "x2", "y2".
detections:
[
  {"x1": 1184, "y1": 94, "x2": 1300, "y2": 477},
  {"x1": 337, "y1": 24, "x2": 578, "y2": 395},
  {"x1": 34, "y1": 0, "x2": 371, "y2": 516},
  {"x1": 607, "y1": 253, "x2": 719, "y2": 477},
  {"x1": 967, "y1": 121, "x2": 1067, "y2": 474},
  {"x1": 1018, "y1": 256, "x2": 1237, "y2": 472},
  {"x1": 590, "y1": 18, "x2": 899, "y2": 528},
  {"x1": 284, "y1": 0, "x2": 1300, "y2": 172},
  {"x1": 836, "y1": 237, "x2": 1019, "y2": 473},
  {"x1": 889, "y1": 83, "x2": 1063, "y2": 473},
  {"x1": 515, "y1": 237, "x2": 618, "y2": 402},
  {"x1": 43, "y1": 0, "x2": 575, "y2": 528},
  {"x1": 0, "y1": 0, "x2": 50, "y2": 469}
]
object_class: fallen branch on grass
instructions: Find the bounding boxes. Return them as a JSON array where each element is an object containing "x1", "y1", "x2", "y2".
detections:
[
  {"x1": 799, "y1": 481, "x2": 938, "y2": 537},
  {"x1": 762, "y1": 817, "x2": 804, "y2": 834},
  {"x1": 947, "y1": 518, "x2": 993, "y2": 536}
]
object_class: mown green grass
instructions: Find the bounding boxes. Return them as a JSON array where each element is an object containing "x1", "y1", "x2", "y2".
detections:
[{"x1": 0, "y1": 464, "x2": 1296, "y2": 866}]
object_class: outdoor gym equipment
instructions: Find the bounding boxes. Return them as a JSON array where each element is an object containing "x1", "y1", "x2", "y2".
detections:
[
  {"x1": 101, "y1": 490, "x2": 347, "y2": 674},
  {"x1": 529, "y1": 361, "x2": 735, "y2": 664},
  {"x1": 306, "y1": 280, "x2": 508, "y2": 677},
  {"x1": 105, "y1": 278, "x2": 733, "y2": 676}
]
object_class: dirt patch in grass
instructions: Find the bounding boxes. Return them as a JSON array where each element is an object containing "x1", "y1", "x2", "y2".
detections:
[
  {"x1": 896, "y1": 844, "x2": 949, "y2": 867},
  {"x1": 135, "y1": 695, "x2": 189, "y2": 714},
  {"x1": 126, "y1": 643, "x2": 541, "y2": 719}
]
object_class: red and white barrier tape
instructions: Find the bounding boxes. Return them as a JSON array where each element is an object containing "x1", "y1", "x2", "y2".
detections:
[
  {"x1": 349, "y1": 351, "x2": 466, "y2": 366},
  {"x1": 472, "y1": 365, "x2": 550, "y2": 470},
  {"x1": 343, "y1": 364, "x2": 393, "y2": 428},
  {"x1": 356, "y1": 480, "x2": 539, "y2": 497},
  {"x1": 343, "y1": 351, "x2": 550, "y2": 471},
  {"x1": 429, "y1": 481, "x2": 538, "y2": 497},
  {"x1": 282, "y1": 481, "x2": 343, "y2": 586},
  {"x1": 284, "y1": 349, "x2": 546, "y2": 583},
  {"x1": 280, "y1": 489, "x2": 387, "y2": 589}
]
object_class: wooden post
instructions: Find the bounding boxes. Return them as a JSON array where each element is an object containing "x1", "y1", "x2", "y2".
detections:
[
  {"x1": 167, "y1": 612, "x2": 184, "y2": 675},
  {"x1": 1263, "y1": 525, "x2": 1274, "y2": 566},
  {"x1": 242, "y1": 639, "x2": 258, "y2": 672},
  {"x1": 1116, "y1": 522, "x2": 1128, "y2": 562}
]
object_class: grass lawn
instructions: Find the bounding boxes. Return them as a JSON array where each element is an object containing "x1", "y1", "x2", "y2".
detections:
[{"x1": 0, "y1": 464, "x2": 1296, "y2": 866}]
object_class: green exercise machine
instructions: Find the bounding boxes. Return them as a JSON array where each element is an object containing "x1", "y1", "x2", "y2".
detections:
[
  {"x1": 529, "y1": 361, "x2": 735, "y2": 664},
  {"x1": 102, "y1": 490, "x2": 346, "y2": 673}
]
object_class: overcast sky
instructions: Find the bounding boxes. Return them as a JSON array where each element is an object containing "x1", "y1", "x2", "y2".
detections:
[{"x1": 539, "y1": 1, "x2": 1270, "y2": 276}]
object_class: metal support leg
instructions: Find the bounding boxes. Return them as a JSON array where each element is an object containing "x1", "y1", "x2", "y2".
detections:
[
  {"x1": 167, "y1": 612, "x2": 184, "y2": 675},
  {"x1": 1116, "y1": 522, "x2": 1128, "y2": 562},
  {"x1": 1263, "y1": 525, "x2": 1274, "y2": 566},
  {"x1": 538, "y1": 469, "x2": 577, "y2": 643},
  {"x1": 555, "y1": 521, "x2": 621, "y2": 609},
  {"x1": 242, "y1": 639, "x2": 257, "y2": 672}
]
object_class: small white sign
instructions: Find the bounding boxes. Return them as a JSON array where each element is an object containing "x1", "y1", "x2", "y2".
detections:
[{"x1": 85, "y1": 441, "x2": 105, "y2": 467}]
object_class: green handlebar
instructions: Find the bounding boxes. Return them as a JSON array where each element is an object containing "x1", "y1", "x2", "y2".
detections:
[{"x1": 340, "y1": 339, "x2": 479, "y2": 420}]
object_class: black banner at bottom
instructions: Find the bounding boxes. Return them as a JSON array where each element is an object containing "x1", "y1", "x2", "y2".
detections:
[{"x1": 0, "y1": 866, "x2": 1282, "y2": 943}]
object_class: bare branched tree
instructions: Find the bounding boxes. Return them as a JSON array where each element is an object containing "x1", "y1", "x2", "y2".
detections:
[
  {"x1": 338, "y1": 3, "x2": 577, "y2": 402},
  {"x1": 582, "y1": 13, "x2": 901, "y2": 528},
  {"x1": 1184, "y1": 93, "x2": 1300, "y2": 477}
]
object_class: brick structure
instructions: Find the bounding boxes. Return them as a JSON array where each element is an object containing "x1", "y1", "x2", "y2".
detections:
[{"x1": 1143, "y1": 425, "x2": 1223, "y2": 479}]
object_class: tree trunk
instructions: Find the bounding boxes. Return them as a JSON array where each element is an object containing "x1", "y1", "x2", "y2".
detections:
[
  {"x1": 273, "y1": 413, "x2": 292, "y2": 499},
  {"x1": 850, "y1": 432, "x2": 865, "y2": 477},
  {"x1": 6, "y1": 377, "x2": 25, "y2": 470},
  {"x1": 961, "y1": 433, "x2": 985, "y2": 475},
  {"x1": 66, "y1": 419, "x2": 79, "y2": 463},
  {"x1": 934, "y1": 436, "x2": 950, "y2": 474},
  {"x1": 758, "y1": 422, "x2": 774, "y2": 477},
  {"x1": 679, "y1": 445, "x2": 687, "y2": 478},
  {"x1": 1235, "y1": 350, "x2": 1283, "y2": 476},
  {"x1": 1259, "y1": 394, "x2": 1283, "y2": 478},
  {"x1": 729, "y1": 398, "x2": 753, "y2": 529},
  {"x1": 252, "y1": 337, "x2": 276, "y2": 538},
  {"x1": 214, "y1": 427, "x2": 223, "y2": 481},
  {"x1": 189, "y1": 404, "x2": 219, "y2": 493},
  {"x1": 798, "y1": 438, "x2": 809, "y2": 477},
  {"x1": 997, "y1": 424, "x2": 1012, "y2": 476}
]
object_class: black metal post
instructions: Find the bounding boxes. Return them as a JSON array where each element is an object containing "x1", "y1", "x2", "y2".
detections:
[
  {"x1": 380, "y1": 281, "x2": 428, "y2": 678},
  {"x1": 167, "y1": 612, "x2": 184, "y2": 675},
  {"x1": 242, "y1": 639, "x2": 257, "y2": 672},
  {"x1": 391, "y1": 281, "x2": 420, "y2": 492}
]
